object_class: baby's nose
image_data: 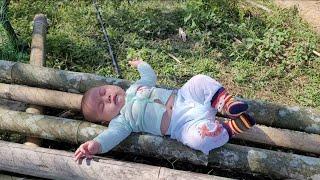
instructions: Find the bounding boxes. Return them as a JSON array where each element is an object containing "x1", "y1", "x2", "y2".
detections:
[{"x1": 102, "y1": 95, "x2": 111, "y2": 103}]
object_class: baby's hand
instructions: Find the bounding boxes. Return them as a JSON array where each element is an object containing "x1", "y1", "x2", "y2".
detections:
[
  {"x1": 128, "y1": 58, "x2": 144, "y2": 68},
  {"x1": 74, "y1": 140, "x2": 101, "y2": 164}
]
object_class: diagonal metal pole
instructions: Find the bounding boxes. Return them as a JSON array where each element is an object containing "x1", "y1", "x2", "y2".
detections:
[{"x1": 93, "y1": 0, "x2": 122, "y2": 78}]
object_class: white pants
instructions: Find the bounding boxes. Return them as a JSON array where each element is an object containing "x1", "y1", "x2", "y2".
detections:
[{"x1": 170, "y1": 75, "x2": 229, "y2": 155}]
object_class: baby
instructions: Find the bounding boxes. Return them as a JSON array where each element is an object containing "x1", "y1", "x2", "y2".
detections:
[{"x1": 74, "y1": 59, "x2": 256, "y2": 162}]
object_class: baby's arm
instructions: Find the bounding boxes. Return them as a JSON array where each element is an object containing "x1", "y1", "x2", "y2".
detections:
[
  {"x1": 129, "y1": 58, "x2": 157, "y2": 87},
  {"x1": 74, "y1": 116, "x2": 132, "y2": 163}
]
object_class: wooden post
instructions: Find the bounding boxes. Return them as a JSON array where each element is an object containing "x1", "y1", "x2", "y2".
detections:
[
  {"x1": 0, "y1": 60, "x2": 318, "y2": 134},
  {"x1": 0, "y1": 107, "x2": 319, "y2": 179},
  {"x1": 24, "y1": 14, "x2": 48, "y2": 147},
  {"x1": 0, "y1": 140, "x2": 229, "y2": 180}
]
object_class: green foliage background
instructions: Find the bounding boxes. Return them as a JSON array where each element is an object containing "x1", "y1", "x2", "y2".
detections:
[{"x1": 1, "y1": 0, "x2": 319, "y2": 109}]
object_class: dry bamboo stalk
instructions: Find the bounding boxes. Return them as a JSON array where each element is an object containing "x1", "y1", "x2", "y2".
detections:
[
  {"x1": 313, "y1": 50, "x2": 320, "y2": 57},
  {"x1": 0, "y1": 140, "x2": 228, "y2": 180},
  {"x1": 240, "y1": 98, "x2": 320, "y2": 135},
  {"x1": 29, "y1": 14, "x2": 48, "y2": 66},
  {"x1": 0, "y1": 83, "x2": 82, "y2": 110},
  {"x1": 234, "y1": 124, "x2": 320, "y2": 154},
  {"x1": 0, "y1": 107, "x2": 319, "y2": 179},
  {"x1": 0, "y1": 59, "x2": 319, "y2": 134},
  {"x1": 24, "y1": 14, "x2": 48, "y2": 147}
]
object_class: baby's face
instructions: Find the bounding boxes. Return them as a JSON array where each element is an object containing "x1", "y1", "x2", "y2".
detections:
[{"x1": 82, "y1": 85, "x2": 126, "y2": 124}]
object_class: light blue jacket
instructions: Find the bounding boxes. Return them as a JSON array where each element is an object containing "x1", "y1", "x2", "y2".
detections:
[{"x1": 94, "y1": 62, "x2": 173, "y2": 153}]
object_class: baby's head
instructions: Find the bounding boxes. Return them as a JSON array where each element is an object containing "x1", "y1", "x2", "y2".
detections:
[{"x1": 81, "y1": 85, "x2": 126, "y2": 124}]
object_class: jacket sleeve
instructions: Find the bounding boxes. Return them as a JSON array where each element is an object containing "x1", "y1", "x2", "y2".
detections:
[
  {"x1": 93, "y1": 116, "x2": 132, "y2": 154},
  {"x1": 134, "y1": 62, "x2": 157, "y2": 87}
]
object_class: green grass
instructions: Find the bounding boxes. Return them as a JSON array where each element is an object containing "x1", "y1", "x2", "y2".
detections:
[{"x1": 1, "y1": 0, "x2": 320, "y2": 110}]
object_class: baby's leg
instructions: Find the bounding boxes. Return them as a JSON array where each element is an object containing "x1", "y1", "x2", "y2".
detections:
[
  {"x1": 180, "y1": 75, "x2": 255, "y2": 137},
  {"x1": 180, "y1": 74, "x2": 248, "y2": 117},
  {"x1": 175, "y1": 119, "x2": 229, "y2": 155}
]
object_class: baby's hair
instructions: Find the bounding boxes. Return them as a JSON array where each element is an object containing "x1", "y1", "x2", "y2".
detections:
[{"x1": 81, "y1": 89, "x2": 94, "y2": 122}]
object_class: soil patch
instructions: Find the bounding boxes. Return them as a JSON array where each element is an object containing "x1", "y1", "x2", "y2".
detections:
[{"x1": 275, "y1": 0, "x2": 320, "y2": 34}]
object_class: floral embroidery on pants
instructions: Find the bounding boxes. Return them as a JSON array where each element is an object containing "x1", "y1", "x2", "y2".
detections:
[{"x1": 198, "y1": 121, "x2": 223, "y2": 139}]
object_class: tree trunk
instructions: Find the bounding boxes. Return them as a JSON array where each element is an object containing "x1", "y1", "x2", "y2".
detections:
[
  {"x1": 0, "y1": 59, "x2": 319, "y2": 134},
  {"x1": 0, "y1": 107, "x2": 319, "y2": 179},
  {"x1": 0, "y1": 140, "x2": 227, "y2": 180}
]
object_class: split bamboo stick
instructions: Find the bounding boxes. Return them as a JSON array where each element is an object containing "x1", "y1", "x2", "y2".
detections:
[
  {"x1": 0, "y1": 140, "x2": 229, "y2": 180},
  {"x1": 0, "y1": 60, "x2": 318, "y2": 134},
  {"x1": 0, "y1": 107, "x2": 319, "y2": 179}
]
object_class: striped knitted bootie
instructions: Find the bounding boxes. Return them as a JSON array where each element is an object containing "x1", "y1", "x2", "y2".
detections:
[
  {"x1": 222, "y1": 113, "x2": 256, "y2": 137},
  {"x1": 211, "y1": 87, "x2": 248, "y2": 118}
]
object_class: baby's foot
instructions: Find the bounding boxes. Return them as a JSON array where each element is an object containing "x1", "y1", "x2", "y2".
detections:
[
  {"x1": 211, "y1": 87, "x2": 248, "y2": 118},
  {"x1": 223, "y1": 95, "x2": 248, "y2": 118},
  {"x1": 222, "y1": 113, "x2": 256, "y2": 137}
]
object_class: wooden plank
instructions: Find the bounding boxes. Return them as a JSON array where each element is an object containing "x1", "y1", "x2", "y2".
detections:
[{"x1": 0, "y1": 140, "x2": 229, "y2": 180}]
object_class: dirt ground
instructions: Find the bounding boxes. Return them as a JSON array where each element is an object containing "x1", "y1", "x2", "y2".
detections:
[{"x1": 275, "y1": 0, "x2": 320, "y2": 34}]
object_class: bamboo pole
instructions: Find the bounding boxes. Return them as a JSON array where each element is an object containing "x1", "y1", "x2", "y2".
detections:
[
  {"x1": 0, "y1": 140, "x2": 228, "y2": 180},
  {"x1": 29, "y1": 14, "x2": 48, "y2": 66},
  {"x1": 0, "y1": 60, "x2": 318, "y2": 134},
  {"x1": 0, "y1": 83, "x2": 319, "y2": 154},
  {"x1": 241, "y1": 98, "x2": 320, "y2": 134},
  {"x1": 0, "y1": 108, "x2": 319, "y2": 179},
  {"x1": 0, "y1": 83, "x2": 82, "y2": 110},
  {"x1": 234, "y1": 124, "x2": 320, "y2": 154},
  {"x1": 0, "y1": 60, "x2": 131, "y2": 93},
  {"x1": 24, "y1": 14, "x2": 48, "y2": 147}
]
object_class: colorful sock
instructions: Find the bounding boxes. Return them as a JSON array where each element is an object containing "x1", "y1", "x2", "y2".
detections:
[
  {"x1": 222, "y1": 113, "x2": 256, "y2": 137},
  {"x1": 211, "y1": 87, "x2": 248, "y2": 118}
]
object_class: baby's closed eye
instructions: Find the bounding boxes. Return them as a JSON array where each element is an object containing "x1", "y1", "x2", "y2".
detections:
[
  {"x1": 99, "y1": 88, "x2": 106, "y2": 96},
  {"x1": 98, "y1": 102, "x2": 105, "y2": 112}
]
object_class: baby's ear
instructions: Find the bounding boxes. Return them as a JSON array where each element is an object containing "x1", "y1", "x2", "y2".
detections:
[{"x1": 101, "y1": 120, "x2": 110, "y2": 126}]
